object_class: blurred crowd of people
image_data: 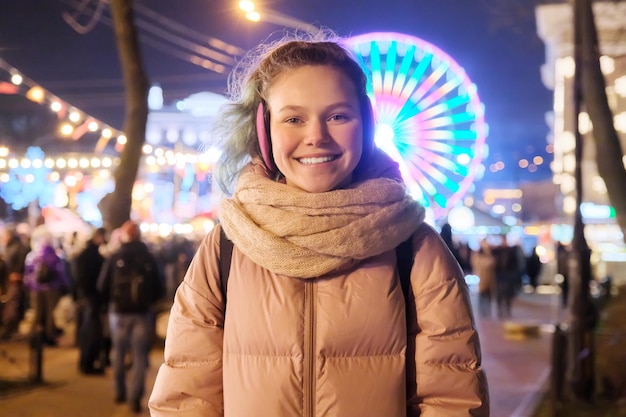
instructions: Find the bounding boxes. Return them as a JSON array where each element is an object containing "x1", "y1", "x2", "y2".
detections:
[
  {"x1": 440, "y1": 223, "x2": 556, "y2": 320},
  {"x1": 0, "y1": 217, "x2": 201, "y2": 413}
]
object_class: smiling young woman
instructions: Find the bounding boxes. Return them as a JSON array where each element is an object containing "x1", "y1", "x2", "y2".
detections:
[{"x1": 149, "y1": 32, "x2": 489, "y2": 417}]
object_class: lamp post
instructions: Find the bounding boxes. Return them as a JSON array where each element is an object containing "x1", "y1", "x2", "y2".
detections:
[{"x1": 238, "y1": 1, "x2": 320, "y2": 35}]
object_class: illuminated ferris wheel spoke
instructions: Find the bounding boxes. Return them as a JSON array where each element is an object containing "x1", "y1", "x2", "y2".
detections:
[
  {"x1": 399, "y1": 53, "x2": 432, "y2": 101},
  {"x1": 346, "y1": 32, "x2": 487, "y2": 217},
  {"x1": 416, "y1": 78, "x2": 461, "y2": 111},
  {"x1": 411, "y1": 157, "x2": 459, "y2": 196},
  {"x1": 401, "y1": 93, "x2": 469, "y2": 123},
  {"x1": 419, "y1": 130, "x2": 477, "y2": 141},
  {"x1": 391, "y1": 45, "x2": 417, "y2": 97},
  {"x1": 383, "y1": 42, "x2": 398, "y2": 94},
  {"x1": 408, "y1": 64, "x2": 447, "y2": 106}
]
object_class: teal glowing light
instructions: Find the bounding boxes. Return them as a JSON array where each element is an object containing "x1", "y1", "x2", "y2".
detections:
[{"x1": 345, "y1": 32, "x2": 488, "y2": 218}]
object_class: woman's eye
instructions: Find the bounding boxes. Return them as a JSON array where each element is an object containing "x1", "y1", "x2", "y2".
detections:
[
  {"x1": 285, "y1": 117, "x2": 301, "y2": 124},
  {"x1": 329, "y1": 114, "x2": 348, "y2": 121}
]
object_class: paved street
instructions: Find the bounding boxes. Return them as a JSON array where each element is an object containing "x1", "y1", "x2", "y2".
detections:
[{"x1": 0, "y1": 288, "x2": 562, "y2": 417}]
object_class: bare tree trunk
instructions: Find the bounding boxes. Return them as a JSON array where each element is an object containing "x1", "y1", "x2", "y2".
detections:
[
  {"x1": 564, "y1": 0, "x2": 599, "y2": 403},
  {"x1": 580, "y1": 0, "x2": 626, "y2": 241},
  {"x1": 99, "y1": 0, "x2": 149, "y2": 231}
]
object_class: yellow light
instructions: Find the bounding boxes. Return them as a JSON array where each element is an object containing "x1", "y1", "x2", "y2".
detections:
[
  {"x1": 8, "y1": 159, "x2": 19, "y2": 169},
  {"x1": 26, "y1": 86, "x2": 45, "y2": 104},
  {"x1": 533, "y1": 156, "x2": 544, "y2": 165},
  {"x1": 24, "y1": 174, "x2": 35, "y2": 183},
  {"x1": 0, "y1": 147, "x2": 8, "y2": 157},
  {"x1": 246, "y1": 11, "x2": 261, "y2": 21},
  {"x1": 79, "y1": 158, "x2": 90, "y2": 168},
  {"x1": 88, "y1": 121, "x2": 99, "y2": 131},
  {"x1": 0, "y1": 173, "x2": 9, "y2": 182},
  {"x1": 69, "y1": 111, "x2": 81, "y2": 123},
  {"x1": 50, "y1": 101, "x2": 62, "y2": 112},
  {"x1": 102, "y1": 128, "x2": 112, "y2": 138},
  {"x1": 0, "y1": 160, "x2": 6, "y2": 169},
  {"x1": 49, "y1": 172, "x2": 60, "y2": 181},
  {"x1": 102, "y1": 158, "x2": 113, "y2": 168},
  {"x1": 524, "y1": 225, "x2": 541, "y2": 235},
  {"x1": 483, "y1": 189, "x2": 523, "y2": 200},
  {"x1": 44, "y1": 159, "x2": 55, "y2": 169},
  {"x1": 32, "y1": 159, "x2": 43, "y2": 169},
  {"x1": 117, "y1": 135, "x2": 127, "y2": 145},
  {"x1": 142, "y1": 144, "x2": 153, "y2": 154},
  {"x1": 98, "y1": 170, "x2": 111, "y2": 179},
  {"x1": 64, "y1": 175, "x2": 77, "y2": 187},
  {"x1": 68, "y1": 158, "x2": 78, "y2": 169},
  {"x1": 20, "y1": 158, "x2": 32, "y2": 169},
  {"x1": 56, "y1": 159, "x2": 67, "y2": 169},
  {"x1": 10, "y1": 73, "x2": 23, "y2": 85},
  {"x1": 239, "y1": 0, "x2": 255, "y2": 12},
  {"x1": 60, "y1": 123, "x2": 74, "y2": 136},
  {"x1": 90, "y1": 158, "x2": 101, "y2": 168}
]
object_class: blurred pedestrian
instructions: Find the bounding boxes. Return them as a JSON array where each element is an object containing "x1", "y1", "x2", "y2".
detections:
[
  {"x1": 75, "y1": 227, "x2": 108, "y2": 374},
  {"x1": 23, "y1": 226, "x2": 69, "y2": 346},
  {"x1": 150, "y1": 35, "x2": 488, "y2": 416},
  {"x1": 525, "y1": 246, "x2": 542, "y2": 291},
  {"x1": 493, "y1": 236, "x2": 519, "y2": 320},
  {"x1": 471, "y1": 238, "x2": 496, "y2": 318},
  {"x1": 98, "y1": 220, "x2": 163, "y2": 413},
  {"x1": 0, "y1": 226, "x2": 29, "y2": 340},
  {"x1": 556, "y1": 242, "x2": 569, "y2": 308}
]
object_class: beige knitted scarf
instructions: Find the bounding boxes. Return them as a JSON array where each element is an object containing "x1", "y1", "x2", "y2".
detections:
[{"x1": 220, "y1": 150, "x2": 425, "y2": 278}]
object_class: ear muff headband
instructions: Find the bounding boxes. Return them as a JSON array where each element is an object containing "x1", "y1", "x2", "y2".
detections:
[
  {"x1": 256, "y1": 102, "x2": 276, "y2": 173},
  {"x1": 361, "y1": 96, "x2": 375, "y2": 157}
]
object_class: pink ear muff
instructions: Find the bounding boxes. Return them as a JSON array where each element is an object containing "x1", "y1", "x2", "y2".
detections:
[{"x1": 256, "y1": 102, "x2": 276, "y2": 173}]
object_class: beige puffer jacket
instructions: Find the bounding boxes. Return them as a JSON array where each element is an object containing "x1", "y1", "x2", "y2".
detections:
[{"x1": 149, "y1": 222, "x2": 489, "y2": 417}]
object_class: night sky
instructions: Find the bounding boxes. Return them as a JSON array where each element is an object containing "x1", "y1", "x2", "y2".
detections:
[{"x1": 0, "y1": 0, "x2": 555, "y2": 185}]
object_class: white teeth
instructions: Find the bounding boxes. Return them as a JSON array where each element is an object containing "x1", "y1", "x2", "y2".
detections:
[{"x1": 299, "y1": 156, "x2": 335, "y2": 165}]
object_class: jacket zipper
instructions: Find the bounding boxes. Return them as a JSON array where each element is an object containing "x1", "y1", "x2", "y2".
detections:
[{"x1": 303, "y1": 280, "x2": 316, "y2": 417}]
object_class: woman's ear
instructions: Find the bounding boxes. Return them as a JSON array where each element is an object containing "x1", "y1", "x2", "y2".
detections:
[{"x1": 256, "y1": 102, "x2": 276, "y2": 173}]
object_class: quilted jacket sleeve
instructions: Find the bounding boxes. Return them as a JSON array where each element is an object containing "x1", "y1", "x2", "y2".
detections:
[
  {"x1": 149, "y1": 227, "x2": 226, "y2": 417},
  {"x1": 406, "y1": 224, "x2": 489, "y2": 417}
]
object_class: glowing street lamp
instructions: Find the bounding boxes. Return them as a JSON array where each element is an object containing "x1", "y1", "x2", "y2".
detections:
[{"x1": 237, "y1": 0, "x2": 320, "y2": 34}]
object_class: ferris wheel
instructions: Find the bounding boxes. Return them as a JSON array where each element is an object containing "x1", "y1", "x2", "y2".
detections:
[{"x1": 344, "y1": 32, "x2": 488, "y2": 219}]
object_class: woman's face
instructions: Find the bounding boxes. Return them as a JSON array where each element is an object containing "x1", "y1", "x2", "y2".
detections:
[{"x1": 266, "y1": 65, "x2": 363, "y2": 193}]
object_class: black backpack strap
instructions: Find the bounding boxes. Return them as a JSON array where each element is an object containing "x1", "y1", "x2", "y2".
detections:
[
  {"x1": 219, "y1": 225, "x2": 234, "y2": 305},
  {"x1": 396, "y1": 237, "x2": 414, "y2": 299}
]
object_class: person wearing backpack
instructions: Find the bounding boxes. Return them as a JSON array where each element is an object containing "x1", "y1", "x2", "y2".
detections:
[
  {"x1": 23, "y1": 225, "x2": 69, "y2": 346},
  {"x1": 97, "y1": 220, "x2": 163, "y2": 414},
  {"x1": 149, "y1": 35, "x2": 488, "y2": 417}
]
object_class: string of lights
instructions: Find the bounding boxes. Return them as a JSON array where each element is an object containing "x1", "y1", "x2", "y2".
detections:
[{"x1": 56, "y1": 0, "x2": 244, "y2": 72}]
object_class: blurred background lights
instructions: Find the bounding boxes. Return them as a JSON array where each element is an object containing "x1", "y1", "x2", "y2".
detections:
[{"x1": 447, "y1": 206, "x2": 475, "y2": 232}]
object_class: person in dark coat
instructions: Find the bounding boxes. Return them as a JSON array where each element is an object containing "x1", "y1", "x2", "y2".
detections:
[
  {"x1": 97, "y1": 221, "x2": 163, "y2": 413},
  {"x1": 556, "y1": 242, "x2": 570, "y2": 308},
  {"x1": 525, "y1": 246, "x2": 543, "y2": 291},
  {"x1": 75, "y1": 227, "x2": 108, "y2": 374},
  {"x1": 492, "y1": 236, "x2": 520, "y2": 320},
  {"x1": 0, "y1": 227, "x2": 30, "y2": 340}
]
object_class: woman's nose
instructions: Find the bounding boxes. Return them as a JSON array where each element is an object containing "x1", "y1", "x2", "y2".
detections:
[{"x1": 303, "y1": 119, "x2": 329, "y2": 146}]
